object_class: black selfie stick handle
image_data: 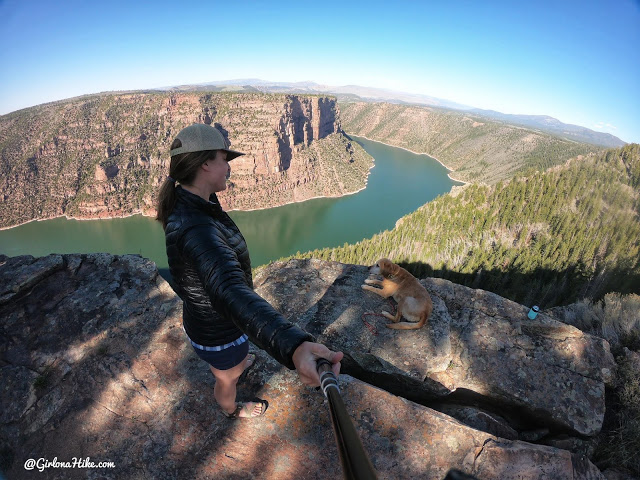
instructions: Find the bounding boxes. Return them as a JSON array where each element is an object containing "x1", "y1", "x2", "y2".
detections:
[{"x1": 316, "y1": 358, "x2": 378, "y2": 480}]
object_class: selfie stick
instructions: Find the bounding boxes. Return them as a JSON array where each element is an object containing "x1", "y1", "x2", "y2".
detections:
[{"x1": 316, "y1": 358, "x2": 378, "y2": 480}]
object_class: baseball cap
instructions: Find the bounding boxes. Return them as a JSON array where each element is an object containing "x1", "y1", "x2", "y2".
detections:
[{"x1": 170, "y1": 123, "x2": 245, "y2": 160}]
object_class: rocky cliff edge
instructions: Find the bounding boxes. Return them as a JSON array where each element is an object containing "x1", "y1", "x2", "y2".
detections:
[{"x1": 0, "y1": 254, "x2": 621, "y2": 479}]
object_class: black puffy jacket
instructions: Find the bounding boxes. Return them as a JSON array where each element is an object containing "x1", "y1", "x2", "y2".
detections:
[{"x1": 165, "y1": 186, "x2": 313, "y2": 369}]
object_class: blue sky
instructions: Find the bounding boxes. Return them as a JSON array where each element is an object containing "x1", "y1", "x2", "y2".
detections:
[{"x1": 1, "y1": 0, "x2": 639, "y2": 143}]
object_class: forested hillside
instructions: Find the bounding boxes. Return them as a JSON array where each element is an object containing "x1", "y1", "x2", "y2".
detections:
[
  {"x1": 339, "y1": 102, "x2": 604, "y2": 185},
  {"x1": 290, "y1": 144, "x2": 640, "y2": 307}
]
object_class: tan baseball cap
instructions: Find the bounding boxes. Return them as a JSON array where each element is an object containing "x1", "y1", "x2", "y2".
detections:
[{"x1": 170, "y1": 123, "x2": 245, "y2": 160}]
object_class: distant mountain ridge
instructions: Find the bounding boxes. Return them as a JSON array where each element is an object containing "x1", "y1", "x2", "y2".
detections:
[
  {"x1": 156, "y1": 79, "x2": 626, "y2": 148},
  {"x1": 158, "y1": 79, "x2": 471, "y2": 110},
  {"x1": 469, "y1": 108, "x2": 626, "y2": 148},
  {"x1": 339, "y1": 102, "x2": 603, "y2": 185}
]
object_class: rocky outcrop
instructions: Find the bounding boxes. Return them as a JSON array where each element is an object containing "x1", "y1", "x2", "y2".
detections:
[
  {"x1": 0, "y1": 92, "x2": 373, "y2": 228},
  {"x1": 0, "y1": 254, "x2": 618, "y2": 478},
  {"x1": 254, "y1": 259, "x2": 616, "y2": 439}
]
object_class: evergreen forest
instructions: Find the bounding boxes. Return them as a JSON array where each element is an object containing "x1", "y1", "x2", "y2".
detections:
[{"x1": 288, "y1": 144, "x2": 640, "y2": 308}]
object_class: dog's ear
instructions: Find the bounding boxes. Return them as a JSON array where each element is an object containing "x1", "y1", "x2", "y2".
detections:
[
  {"x1": 384, "y1": 258, "x2": 400, "y2": 276},
  {"x1": 380, "y1": 258, "x2": 391, "y2": 273},
  {"x1": 391, "y1": 262, "x2": 400, "y2": 275}
]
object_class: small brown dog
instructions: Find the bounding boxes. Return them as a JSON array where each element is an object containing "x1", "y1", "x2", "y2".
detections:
[{"x1": 361, "y1": 258, "x2": 433, "y2": 330}]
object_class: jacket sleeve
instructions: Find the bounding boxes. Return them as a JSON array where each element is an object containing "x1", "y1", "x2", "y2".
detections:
[{"x1": 179, "y1": 223, "x2": 314, "y2": 369}]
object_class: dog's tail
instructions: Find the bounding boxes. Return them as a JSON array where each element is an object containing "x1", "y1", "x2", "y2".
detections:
[{"x1": 386, "y1": 309, "x2": 429, "y2": 330}]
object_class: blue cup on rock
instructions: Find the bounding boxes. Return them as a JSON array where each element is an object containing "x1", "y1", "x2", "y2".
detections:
[{"x1": 528, "y1": 305, "x2": 540, "y2": 319}]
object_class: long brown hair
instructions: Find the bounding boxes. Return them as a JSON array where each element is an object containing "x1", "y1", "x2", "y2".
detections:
[{"x1": 155, "y1": 138, "x2": 216, "y2": 229}]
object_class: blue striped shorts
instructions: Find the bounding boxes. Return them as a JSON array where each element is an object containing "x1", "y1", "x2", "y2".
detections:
[{"x1": 187, "y1": 332, "x2": 249, "y2": 370}]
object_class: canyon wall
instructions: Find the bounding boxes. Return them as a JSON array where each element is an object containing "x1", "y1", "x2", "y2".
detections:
[
  {"x1": 339, "y1": 101, "x2": 602, "y2": 185},
  {"x1": 0, "y1": 92, "x2": 372, "y2": 228}
]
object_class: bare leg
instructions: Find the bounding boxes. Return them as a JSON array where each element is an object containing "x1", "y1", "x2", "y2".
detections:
[{"x1": 210, "y1": 354, "x2": 263, "y2": 417}]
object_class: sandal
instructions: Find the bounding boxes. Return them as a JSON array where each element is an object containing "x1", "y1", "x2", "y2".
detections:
[{"x1": 223, "y1": 399, "x2": 269, "y2": 419}]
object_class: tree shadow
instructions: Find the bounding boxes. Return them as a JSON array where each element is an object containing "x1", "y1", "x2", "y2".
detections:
[{"x1": 397, "y1": 260, "x2": 640, "y2": 309}]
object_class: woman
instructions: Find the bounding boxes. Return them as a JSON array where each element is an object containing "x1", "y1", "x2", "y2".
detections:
[{"x1": 156, "y1": 123, "x2": 343, "y2": 419}]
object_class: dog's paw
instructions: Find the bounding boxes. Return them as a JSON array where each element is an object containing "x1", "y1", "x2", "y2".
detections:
[{"x1": 381, "y1": 311, "x2": 397, "y2": 321}]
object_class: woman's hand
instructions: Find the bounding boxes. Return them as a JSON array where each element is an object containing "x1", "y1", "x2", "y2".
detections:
[{"x1": 292, "y1": 341, "x2": 344, "y2": 387}]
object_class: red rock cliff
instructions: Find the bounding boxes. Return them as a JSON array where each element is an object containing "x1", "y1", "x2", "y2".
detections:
[{"x1": 0, "y1": 92, "x2": 373, "y2": 228}]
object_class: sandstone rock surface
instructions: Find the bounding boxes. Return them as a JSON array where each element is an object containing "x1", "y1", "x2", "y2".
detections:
[
  {"x1": 255, "y1": 259, "x2": 616, "y2": 438},
  {"x1": 0, "y1": 254, "x2": 611, "y2": 479}
]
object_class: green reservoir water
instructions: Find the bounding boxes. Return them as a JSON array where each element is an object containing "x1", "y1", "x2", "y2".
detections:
[{"x1": 0, "y1": 137, "x2": 462, "y2": 275}]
